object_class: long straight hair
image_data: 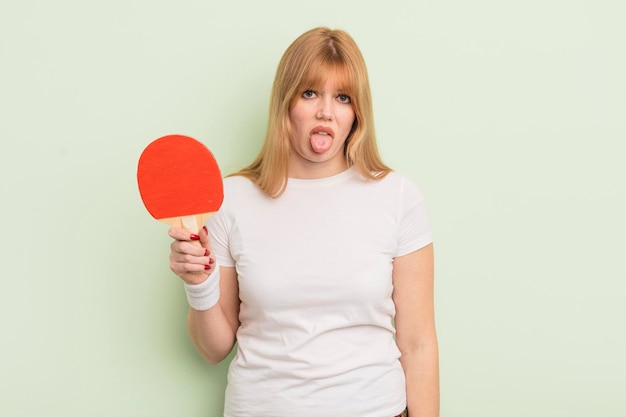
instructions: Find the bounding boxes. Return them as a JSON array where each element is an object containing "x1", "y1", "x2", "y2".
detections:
[{"x1": 234, "y1": 27, "x2": 390, "y2": 198}]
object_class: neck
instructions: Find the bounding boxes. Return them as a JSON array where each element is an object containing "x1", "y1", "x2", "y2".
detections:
[{"x1": 288, "y1": 157, "x2": 349, "y2": 179}]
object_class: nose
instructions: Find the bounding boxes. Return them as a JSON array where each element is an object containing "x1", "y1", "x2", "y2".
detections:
[{"x1": 316, "y1": 98, "x2": 333, "y2": 120}]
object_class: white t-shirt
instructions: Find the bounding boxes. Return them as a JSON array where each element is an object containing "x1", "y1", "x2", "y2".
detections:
[{"x1": 208, "y1": 166, "x2": 432, "y2": 417}]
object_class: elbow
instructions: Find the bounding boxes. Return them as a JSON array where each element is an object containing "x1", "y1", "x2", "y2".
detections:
[
  {"x1": 205, "y1": 356, "x2": 224, "y2": 366},
  {"x1": 194, "y1": 343, "x2": 232, "y2": 365},
  {"x1": 397, "y1": 332, "x2": 439, "y2": 358},
  {"x1": 202, "y1": 348, "x2": 232, "y2": 365},
  {"x1": 186, "y1": 314, "x2": 236, "y2": 365}
]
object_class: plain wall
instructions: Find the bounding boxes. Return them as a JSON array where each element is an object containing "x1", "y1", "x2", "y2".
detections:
[{"x1": 1, "y1": 0, "x2": 624, "y2": 416}]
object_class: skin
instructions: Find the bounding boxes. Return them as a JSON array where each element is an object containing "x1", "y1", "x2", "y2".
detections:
[
  {"x1": 169, "y1": 227, "x2": 239, "y2": 364},
  {"x1": 168, "y1": 77, "x2": 439, "y2": 416},
  {"x1": 393, "y1": 244, "x2": 439, "y2": 417},
  {"x1": 287, "y1": 77, "x2": 355, "y2": 179}
]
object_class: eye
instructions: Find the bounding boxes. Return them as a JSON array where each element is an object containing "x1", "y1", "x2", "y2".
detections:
[
  {"x1": 337, "y1": 94, "x2": 352, "y2": 104},
  {"x1": 302, "y1": 90, "x2": 317, "y2": 99}
]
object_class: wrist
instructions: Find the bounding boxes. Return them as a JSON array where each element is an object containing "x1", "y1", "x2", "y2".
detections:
[{"x1": 184, "y1": 265, "x2": 220, "y2": 311}]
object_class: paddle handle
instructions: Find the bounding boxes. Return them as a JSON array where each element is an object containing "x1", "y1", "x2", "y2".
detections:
[
  {"x1": 159, "y1": 213, "x2": 214, "y2": 246},
  {"x1": 158, "y1": 213, "x2": 210, "y2": 230},
  {"x1": 181, "y1": 215, "x2": 202, "y2": 234},
  {"x1": 181, "y1": 215, "x2": 203, "y2": 247}
]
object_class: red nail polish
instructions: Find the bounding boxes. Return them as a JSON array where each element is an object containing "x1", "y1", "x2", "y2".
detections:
[
  {"x1": 203, "y1": 225, "x2": 208, "y2": 233},
  {"x1": 209, "y1": 258, "x2": 215, "y2": 265},
  {"x1": 204, "y1": 264, "x2": 211, "y2": 270},
  {"x1": 190, "y1": 234, "x2": 200, "y2": 241},
  {"x1": 204, "y1": 249, "x2": 209, "y2": 256}
]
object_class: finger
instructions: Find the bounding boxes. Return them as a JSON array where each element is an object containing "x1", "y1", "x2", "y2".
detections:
[
  {"x1": 170, "y1": 251, "x2": 215, "y2": 272},
  {"x1": 172, "y1": 240, "x2": 208, "y2": 257},
  {"x1": 168, "y1": 226, "x2": 201, "y2": 242},
  {"x1": 199, "y1": 225, "x2": 212, "y2": 247},
  {"x1": 170, "y1": 259, "x2": 212, "y2": 275},
  {"x1": 198, "y1": 225, "x2": 215, "y2": 263}
]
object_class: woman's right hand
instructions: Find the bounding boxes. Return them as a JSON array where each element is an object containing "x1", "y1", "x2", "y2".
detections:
[{"x1": 168, "y1": 225, "x2": 216, "y2": 285}]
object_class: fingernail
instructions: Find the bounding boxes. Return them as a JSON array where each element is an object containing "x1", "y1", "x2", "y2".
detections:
[
  {"x1": 204, "y1": 264, "x2": 211, "y2": 270},
  {"x1": 203, "y1": 225, "x2": 208, "y2": 233},
  {"x1": 190, "y1": 234, "x2": 200, "y2": 241},
  {"x1": 204, "y1": 249, "x2": 209, "y2": 256},
  {"x1": 209, "y1": 258, "x2": 215, "y2": 264}
]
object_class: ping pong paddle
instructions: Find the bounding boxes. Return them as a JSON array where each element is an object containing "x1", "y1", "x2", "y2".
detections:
[{"x1": 137, "y1": 134, "x2": 224, "y2": 234}]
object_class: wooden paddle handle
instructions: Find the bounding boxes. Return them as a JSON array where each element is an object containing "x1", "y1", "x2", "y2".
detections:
[
  {"x1": 159, "y1": 213, "x2": 213, "y2": 237},
  {"x1": 181, "y1": 215, "x2": 206, "y2": 235}
]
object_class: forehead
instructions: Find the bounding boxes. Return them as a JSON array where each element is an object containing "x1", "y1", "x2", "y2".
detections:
[{"x1": 299, "y1": 62, "x2": 355, "y2": 93}]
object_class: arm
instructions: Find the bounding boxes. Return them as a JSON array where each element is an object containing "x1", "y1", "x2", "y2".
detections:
[
  {"x1": 392, "y1": 243, "x2": 439, "y2": 417},
  {"x1": 169, "y1": 226, "x2": 240, "y2": 364},
  {"x1": 186, "y1": 265, "x2": 240, "y2": 364}
]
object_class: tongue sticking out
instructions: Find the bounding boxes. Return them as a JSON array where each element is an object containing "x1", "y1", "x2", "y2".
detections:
[{"x1": 310, "y1": 133, "x2": 332, "y2": 153}]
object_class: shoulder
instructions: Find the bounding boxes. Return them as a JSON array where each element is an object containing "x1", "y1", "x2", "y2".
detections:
[
  {"x1": 223, "y1": 174, "x2": 262, "y2": 193},
  {"x1": 373, "y1": 170, "x2": 426, "y2": 202},
  {"x1": 221, "y1": 174, "x2": 267, "y2": 205},
  {"x1": 223, "y1": 174, "x2": 254, "y2": 189}
]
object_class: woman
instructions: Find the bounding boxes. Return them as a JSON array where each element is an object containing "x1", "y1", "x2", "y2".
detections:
[{"x1": 169, "y1": 27, "x2": 439, "y2": 417}]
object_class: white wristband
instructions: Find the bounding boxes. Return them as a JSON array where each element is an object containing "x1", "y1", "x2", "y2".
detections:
[{"x1": 184, "y1": 265, "x2": 220, "y2": 311}]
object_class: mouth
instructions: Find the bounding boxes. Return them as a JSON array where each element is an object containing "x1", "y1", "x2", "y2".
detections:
[
  {"x1": 309, "y1": 126, "x2": 335, "y2": 153},
  {"x1": 310, "y1": 126, "x2": 335, "y2": 138}
]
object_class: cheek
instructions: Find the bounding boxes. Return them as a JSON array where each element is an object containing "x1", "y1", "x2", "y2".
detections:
[
  {"x1": 340, "y1": 109, "x2": 356, "y2": 132},
  {"x1": 287, "y1": 114, "x2": 299, "y2": 139},
  {"x1": 289, "y1": 107, "x2": 306, "y2": 133}
]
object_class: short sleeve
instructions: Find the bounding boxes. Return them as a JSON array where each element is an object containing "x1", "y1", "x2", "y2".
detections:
[
  {"x1": 206, "y1": 199, "x2": 236, "y2": 268},
  {"x1": 395, "y1": 176, "x2": 433, "y2": 257}
]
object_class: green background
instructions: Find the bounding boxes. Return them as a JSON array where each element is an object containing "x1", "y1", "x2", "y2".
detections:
[{"x1": 1, "y1": 0, "x2": 624, "y2": 416}]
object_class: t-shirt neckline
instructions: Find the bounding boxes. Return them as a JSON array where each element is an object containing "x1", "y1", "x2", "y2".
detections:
[{"x1": 287, "y1": 166, "x2": 358, "y2": 188}]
